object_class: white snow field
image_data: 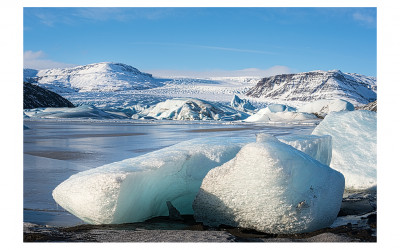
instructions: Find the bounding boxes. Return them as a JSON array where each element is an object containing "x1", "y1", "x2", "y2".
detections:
[
  {"x1": 24, "y1": 105, "x2": 127, "y2": 119},
  {"x1": 278, "y1": 134, "x2": 332, "y2": 166},
  {"x1": 244, "y1": 105, "x2": 318, "y2": 123},
  {"x1": 193, "y1": 134, "x2": 345, "y2": 234},
  {"x1": 297, "y1": 99, "x2": 355, "y2": 118},
  {"x1": 141, "y1": 98, "x2": 249, "y2": 121},
  {"x1": 52, "y1": 137, "x2": 252, "y2": 225},
  {"x1": 312, "y1": 110, "x2": 377, "y2": 190}
]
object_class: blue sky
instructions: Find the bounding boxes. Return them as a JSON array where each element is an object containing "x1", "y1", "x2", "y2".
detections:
[{"x1": 23, "y1": 7, "x2": 377, "y2": 77}]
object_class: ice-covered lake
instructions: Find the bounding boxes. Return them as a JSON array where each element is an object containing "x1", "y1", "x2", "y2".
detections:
[{"x1": 23, "y1": 119, "x2": 316, "y2": 227}]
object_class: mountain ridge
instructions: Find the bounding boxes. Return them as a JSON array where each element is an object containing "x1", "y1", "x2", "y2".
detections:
[
  {"x1": 246, "y1": 70, "x2": 376, "y2": 105},
  {"x1": 23, "y1": 82, "x2": 75, "y2": 109}
]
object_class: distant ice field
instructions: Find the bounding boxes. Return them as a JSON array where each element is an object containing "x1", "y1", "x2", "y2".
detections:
[{"x1": 23, "y1": 119, "x2": 316, "y2": 227}]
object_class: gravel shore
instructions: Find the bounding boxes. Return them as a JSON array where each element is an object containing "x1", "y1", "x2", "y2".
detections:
[{"x1": 23, "y1": 189, "x2": 376, "y2": 243}]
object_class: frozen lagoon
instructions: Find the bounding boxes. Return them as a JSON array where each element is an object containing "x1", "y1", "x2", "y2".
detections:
[{"x1": 23, "y1": 119, "x2": 316, "y2": 227}]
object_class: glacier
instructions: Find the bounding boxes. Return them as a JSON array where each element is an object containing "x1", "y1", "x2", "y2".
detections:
[
  {"x1": 193, "y1": 134, "x2": 345, "y2": 234},
  {"x1": 297, "y1": 99, "x2": 355, "y2": 118},
  {"x1": 52, "y1": 137, "x2": 251, "y2": 225},
  {"x1": 312, "y1": 110, "x2": 377, "y2": 190}
]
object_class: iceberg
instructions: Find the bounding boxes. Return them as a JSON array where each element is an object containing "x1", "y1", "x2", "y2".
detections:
[
  {"x1": 297, "y1": 99, "x2": 354, "y2": 118},
  {"x1": 230, "y1": 95, "x2": 256, "y2": 112},
  {"x1": 312, "y1": 110, "x2": 377, "y2": 190},
  {"x1": 245, "y1": 106, "x2": 317, "y2": 122},
  {"x1": 193, "y1": 134, "x2": 345, "y2": 234},
  {"x1": 266, "y1": 103, "x2": 296, "y2": 113},
  {"x1": 52, "y1": 137, "x2": 251, "y2": 225},
  {"x1": 142, "y1": 98, "x2": 249, "y2": 121},
  {"x1": 278, "y1": 134, "x2": 332, "y2": 166}
]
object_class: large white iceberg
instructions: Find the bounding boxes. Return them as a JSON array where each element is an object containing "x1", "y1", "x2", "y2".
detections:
[
  {"x1": 245, "y1": 106, "x2": 317, "y2": 123},
  {"x1": 193, "y1": 134, "x2": 345, "y2": 234},
  {"x1": 298, "y1": 99, "x2": 354, "y2": 118},
  {"x1": 312, "y1": 110, "x2": 377, "y2": 190},
  {"x1": 52, "y1": 137, "x2": 251, "y2": 225}
]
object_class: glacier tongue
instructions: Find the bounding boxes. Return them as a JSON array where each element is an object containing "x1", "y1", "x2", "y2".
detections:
[
  {"x1": 193, "y1": 134, "x2": 345, "y2": 234},
  {"x1": 52, "y1": 137, "x2": 251, "y2": 225},
  {"x1": 312, "y1": 110, "x2": 377, "y2": 190}
]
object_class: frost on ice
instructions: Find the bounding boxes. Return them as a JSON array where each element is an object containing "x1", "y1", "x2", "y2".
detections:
[
  {"x1": 193, "y1": 134, "x2": 345, "y2": 234},
  {"x1": 52, "y1": 137, "x2": 251, "y2": 225},
  {"x1": 297, "y1": 99, "x2": 355, "y2": 118},
  {"x1": 312, "y1": 110, "x2": 377, "y2": 190}
]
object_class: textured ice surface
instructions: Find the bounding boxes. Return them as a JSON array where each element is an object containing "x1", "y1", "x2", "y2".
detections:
[
  {"x1": 245, "y1": 106, "x2": 317, "y2": 122},
  {"x1": 312, "y1": 110, "x2": 377, "y2": 190},
  {"x1": 193, "y1": 134, "x2": 344, "y2": 234},
  {"x1": 266, "y1": 103, "x2": 296, "y2": 113},
  {"x1": 298, "y1": 99, "x2": 354, "y2": 118},
  {"x1": 30, "y1": 62, "x2": 162, "y2": 93},
  {"x1": 52, "y1": 137, "x2": 251, "y2": 225},
  {"x1": 24, "y1": 105, "x2": 127, "y2": 119},
  {"x1": 278, "y1": 134, "x2": 332, "y2": 166},
  {"x1": 230, "y1": 95, "x2": 256, "y2": 112},
  {"x1": 142, "y1": 98, "x2": 248, "y2": 121}
]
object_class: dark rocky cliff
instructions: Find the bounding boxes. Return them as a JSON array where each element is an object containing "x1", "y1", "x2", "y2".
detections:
[{"x1": 23, "y1": 82, "x2": 75, "y2": 109}]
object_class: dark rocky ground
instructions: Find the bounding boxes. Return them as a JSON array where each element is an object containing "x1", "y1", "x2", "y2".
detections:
[{"x1": 23, "y1": 190, "x2": 376, "y2": 243}]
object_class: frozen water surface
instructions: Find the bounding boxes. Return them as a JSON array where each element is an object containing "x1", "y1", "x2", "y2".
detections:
[{"x1": 24, "y1": 119, "x2": 315, "y2": 226}]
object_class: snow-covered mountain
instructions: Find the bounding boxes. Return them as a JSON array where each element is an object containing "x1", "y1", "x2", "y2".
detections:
[
  {"x1": 246, "y1": 70, "x2": 376, "y2": 105},
  {"x1": 24, "y1": 62, "x2": 162, "y2": 93}
]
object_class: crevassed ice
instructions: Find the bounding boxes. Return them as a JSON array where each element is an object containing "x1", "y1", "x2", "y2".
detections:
[
  {"x1": 193, "y1": 134, "x2": 345, "y2": 234},
  {"x1": 52, "y1": 137, "x2": 251, "y2": 225},
  {"x1": 312, "y1": 110, "x2": 377, "y2": 190}
]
